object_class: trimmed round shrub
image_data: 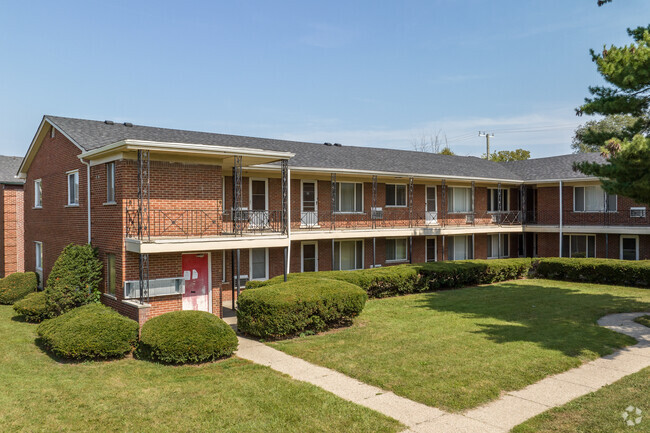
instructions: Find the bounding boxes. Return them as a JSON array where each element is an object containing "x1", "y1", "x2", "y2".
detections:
[
  {"x1": 37, "y1": 304, "x2": 139, "y2": 360},
  {"x1": 13, "y1": 291, "x2": 50, "y2": 323},
  {"x1": 137, "y1": 311, "x2": 238, "y2": 364},
  {"x1": 45, "y1": 244, "x2": 103, "y2": 317},
  {"x1": 237, "y1": 277, "x2": 367, "y2": 339},
  {"x1": 0, "y1": 272, "x2": 38, "y2": 304}
]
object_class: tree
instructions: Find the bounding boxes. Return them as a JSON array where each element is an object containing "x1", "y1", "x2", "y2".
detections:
[
  {"x1": 412, "y1": 130, "x2": 453, "y2": 154},
  {"x1": 481, "y1": 149, "x2": 530, "y2": 162},
  {"x1": 572, "y1": 114, "x2": 638, "y2": 153},
  {"x1": 573, "y1": 13, "x2": 650, "y2": 204}
]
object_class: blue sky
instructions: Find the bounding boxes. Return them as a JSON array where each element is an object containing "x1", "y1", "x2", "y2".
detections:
[{"x1": 0, "y1": 0, "x2": 647, "y2": 158}]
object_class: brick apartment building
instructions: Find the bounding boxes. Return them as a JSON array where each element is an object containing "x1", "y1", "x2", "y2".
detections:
[
  {"x1": 0, "y1": 156, "x2": 24, "y2": 277},
  {"x1": 17, "y1": 116, "x2": 650, "y2": 325}
]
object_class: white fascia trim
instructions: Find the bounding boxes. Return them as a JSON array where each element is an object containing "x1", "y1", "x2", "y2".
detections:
[
  {"x1": 252, "y1": 164, "x2": 523, "y2": 184},
  {"x1": 523, "y1": 177, "x2": 599, "y2": 184},
  {"x1": 80, "y1": 139, "x2": 295, "y2": 160},
  {"x1": 17, "y1": 117, "x2": 85, "y2": 178}
]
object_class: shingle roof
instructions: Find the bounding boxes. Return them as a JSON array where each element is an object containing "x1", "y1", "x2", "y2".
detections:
[
  {"x1": 501, "y1": 153, "x2": 606, "y2": 181},
  {"x1": 44, "y1": 115, "x2": 602, "y2": 182},
  {"x1": 0, "y1": 156, "x2": 24, "y2": 184}
]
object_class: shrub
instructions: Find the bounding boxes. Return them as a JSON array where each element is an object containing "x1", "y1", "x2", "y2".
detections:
[
  {"x1": 45, "y1": 244, "x2": 103, "y2": 317},
  {"x1": 13, "y1": 291, "x2": 49, "y2": 323},
  {"x1": 237, "y1": 277, "x2": 367, "y2": 339},
  {"x1": 248, "y1": 265, "x2": 425, "y2": 298},
  {"x1": 37, "y1": 304, "x2": 138, "y2": 360},
  {"x1": 534, "y1": 258, "x2": 650, "y2": 287},
  {"x1": 137, "y1": 311, "x2": 238, "y2": 364},
  {"x1": 419, "y1": 258, "x2": 532, "y2": 290},
  {"x1": 0, "y1": 272, "x2": 38, "y2": 304}
]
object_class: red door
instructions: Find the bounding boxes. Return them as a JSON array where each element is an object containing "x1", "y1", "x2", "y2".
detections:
[{"x1": 182, "y1": 254, "x2": 209, "y2": 312}]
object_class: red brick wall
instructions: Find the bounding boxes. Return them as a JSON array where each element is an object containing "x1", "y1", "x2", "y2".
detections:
[
  {"x1": 24, "y1": 128, "x2": 87, "y2": 282},
  {"x1": 1, "y1": 184, "x2": 25, "y2": 276}
]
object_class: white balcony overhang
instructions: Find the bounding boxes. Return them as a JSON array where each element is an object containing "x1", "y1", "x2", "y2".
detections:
[{"x1": 126, "y1": 234, "x2": 290, "y2": 254}]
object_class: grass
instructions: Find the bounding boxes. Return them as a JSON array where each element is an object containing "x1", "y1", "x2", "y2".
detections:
[
  {"x1": 513, "y1": 366, "x2": 650, "y2": 432},
  {"x1": 0, "y1": 306, "x2": 402, "y2": 433},
  {"x1": 271, "y1": 279, "x2": 650, "y2": 412},
  {"x1": 635, "y1": 315, "x2": 650, "y2": 328}
]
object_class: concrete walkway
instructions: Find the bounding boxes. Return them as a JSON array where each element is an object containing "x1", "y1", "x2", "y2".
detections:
[{"x1": 234, "y1": 312, "x2": 650, "y2": 433}]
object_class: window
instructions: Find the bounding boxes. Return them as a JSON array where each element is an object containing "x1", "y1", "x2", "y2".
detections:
[
  {"x1": 448, "y1": 187, "x2": 472, "y2": 213},
  {"x1": 574, "y1": 186, "x2": 617, "y2": 212},
  {"x1": 448, "y1": 235, "x2": 473, "y2": 260},
  {"x1": 106, "y1": 254, "x2": 116, "y2": 295},
  {"x1": 487, "y1": 189, "x2": 509, "y2": 212},
  {"x1": 621, "y1": 236, "x2": 639, "y2": 261},
  {"x1": 250, "y1": 248, "x2": 268, "y2": 280},
  {"x1": 334, "y1": 240, "x2": 363, "y2": 270},
  {"x1": 302, "y1": 242, "x2": 318, "y2": 272},
  {"x1": 34, "y1": 179, "x2": 42, "y2": 208},
  {"x1": 562, "y1": 235, "x2": 596, "y2": 258},
  {"x1": 386, "y1": 184, "x2": 407, "y2": 207},
  {"x1": 335, "y1": 182, "x2": 363, "y2": 212},
  {"x1": 124, "y1": 277, "x2": 184, "y2": 298},
  {"x1": 386, "y1": 238, "x2": 408, "y2": 262},
  {"x1": 487, "y1": 234, "x2": 509, "y2": 258},
  {"x1": 426, "y1": 238, "x2": 437, "y2": 262},
  {"x1": 67, "y1": 170, "x2": 79, "y2": 205},
  {"x1": 106, "y1": 162, "x2": 115, "y2": 203}
]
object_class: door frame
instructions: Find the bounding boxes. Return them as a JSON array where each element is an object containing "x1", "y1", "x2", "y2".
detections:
[
  {"x1": 249, "y1": 178, "x2": 269, "y2": 210},
  {"x1": 300, "y1": 179, "x2": 318, "y2": 226},
  {"x1": 181, "y1": 252, "x2": 212, "y2": 313},
  {"x1": 425, "y1": 185, "x2": 438, "y2": 224},
  {"x1": 301, "y1": 241, "x2": 319, "y2": 272},
  {"x1": 425, "y1": 236, "x2": 437, "y2": 262},
  {"x1": 620, "y1": 235, "x2": 639, "y2": 261}
]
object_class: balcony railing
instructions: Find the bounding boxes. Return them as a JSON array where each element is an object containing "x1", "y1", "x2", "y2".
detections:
[
  {"x1": 525, "y1": 209, "x2": 650, "y2": 226},
  {"x1": 125, "y1": 208, "x2": 285, "y2": 239}
]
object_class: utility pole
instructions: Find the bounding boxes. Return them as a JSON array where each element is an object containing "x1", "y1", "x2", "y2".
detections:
[{"x1": 479, "y1": 131, "x2": 494, "y2": 160}]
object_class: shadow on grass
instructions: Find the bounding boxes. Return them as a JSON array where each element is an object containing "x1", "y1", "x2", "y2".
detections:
[{"x1": 414, "y1": 282, "x2": 650, "y2": 358}]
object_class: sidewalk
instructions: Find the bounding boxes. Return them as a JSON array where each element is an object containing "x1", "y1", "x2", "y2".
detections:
[{"x1": 234, "y1": 311, "x2": 650, "y2": 432}]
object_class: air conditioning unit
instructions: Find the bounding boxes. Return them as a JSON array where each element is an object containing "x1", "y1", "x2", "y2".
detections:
[
  {"x1": 465, "y1": 214, "x2": 475, "y2": 224},
  {"x1": 491, "y1": 214, "x2": 498, "y2": 223},
  {"x1": 234, "y1": 274, "x2": 249, "y2": 288},
  {"x1": 232, "y1": 207, "x2": 249, "y2": 222},
  {"x1": 630, "y1": 207, "x2": 646, "y2": 218},
  {"x1": 371, "y1": 207, "x2": 384, "y2": 219}
]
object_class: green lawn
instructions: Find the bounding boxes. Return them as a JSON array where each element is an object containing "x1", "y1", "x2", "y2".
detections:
[
  {"x1": 513, "y1": 366, "x2": 650, "y2": 432},
  {"x1": 0, "y1": 306, "x2": 402, "y2": 433},
  {"x1": 635, "y1": 314, "x2": 650, "y2": 328},
  {"x1": 271, "y1": 279, "x2": 650, "y2": 412}
]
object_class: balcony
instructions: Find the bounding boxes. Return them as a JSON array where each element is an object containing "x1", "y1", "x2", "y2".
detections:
[
  {"x1": 525, "y1": 209, "x2": 650, "y2": 227},
  {"x1": 125, "y1": 208, "x2": 286, "y2": 240}
]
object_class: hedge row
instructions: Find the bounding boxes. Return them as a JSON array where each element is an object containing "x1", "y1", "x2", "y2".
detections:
[
  {"x1": 137, "y1": 310, "x2": 238, "y2": 364},
  {"x1": 13, "y1": 291, "x2": 49, "y2": 323},
  {"x1": 0, "y1": 272, "x2": 38, "y2": 305},
  {"x1": 419, "y1": 259, "x2": 532, "y2": 290},
  {"x1": 534, "y1": 258, "x2": 650, "y2": 287},
  {"x1": 238, "y1": 277, "x2": 367, "y2": 338},
  {"x1": 37, "y1": 304, "x2": 139, "y2": 360}
]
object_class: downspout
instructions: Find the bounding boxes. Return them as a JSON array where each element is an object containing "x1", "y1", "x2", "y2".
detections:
[
  {"x1": 285, "y1": 166, "x2": 291, "y2": 279},
  {"x1": 559, "y1": 181, "x2": 563, "y2": 257},
  {"x1": 82, "y1": 160, "x2": 91, "y2": 244}
]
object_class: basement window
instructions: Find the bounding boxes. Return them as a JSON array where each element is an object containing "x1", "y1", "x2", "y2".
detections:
[{"x1": 124, "y1": 277, "x2": 184, "y2": 298}]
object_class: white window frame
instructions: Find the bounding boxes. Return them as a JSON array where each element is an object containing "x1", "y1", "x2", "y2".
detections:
[
  {"x1": 564, "y1": 234, "x2": 597, "y2": 258},
  {"x1": 573, "y1": 186, "x2": 617, "y2": 213},
  {"x1": 448, "y1": 187, "x2": 473, "y2": 214},
  {"x1": 333, "y1": 239, "x2": 364, "y2": 271},
  {"x1": 34, "y1": 241, "x2": 43, "y2": 271},
  {"x1": 34, "y1": 179, "x2": 42, "y2": 208},
  {"x1": 249, "y1": 248, "x2": 269, "y2": 281},
  {"x1": 487, "y1": 234, "x2": 510, "y2": 259},
  {"x1": 66, "y1": 170, "x2": 79, "y2": 206},
  {"x1": 385, "y1": 184, "x2": 407, "y2": 207},
  {"x1": 385, "y1": 237, "x2": 408, "y2": 262},
  {"x1": 249, "y1": 178, "x2": 269, "y2": 211},
  {"x1": 425, "y1": 237, "x2": 437, "y2": 262},
  {"x1": 335, "y1": 182, "x2": 364, "y2": 214},
  {"x1": 449, "y1": 235, "x2": 474, "y2": 261},
  {"x1": 106, "y1": 162, "x2": 116, "y2": 204},
  {"x1": 301, "y1": 241, "x2": 319, "y2": 273},
  {"x1": 487, "y1": 188, "x2": 510, "y2": 213},
  {"x1": 620, "y1": 235, "x2": 639, "y2": 261}
]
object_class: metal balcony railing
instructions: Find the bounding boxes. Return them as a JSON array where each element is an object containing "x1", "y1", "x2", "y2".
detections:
[{"x1": 524, "y1": 209, "x2": 650, "y2": 226}]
